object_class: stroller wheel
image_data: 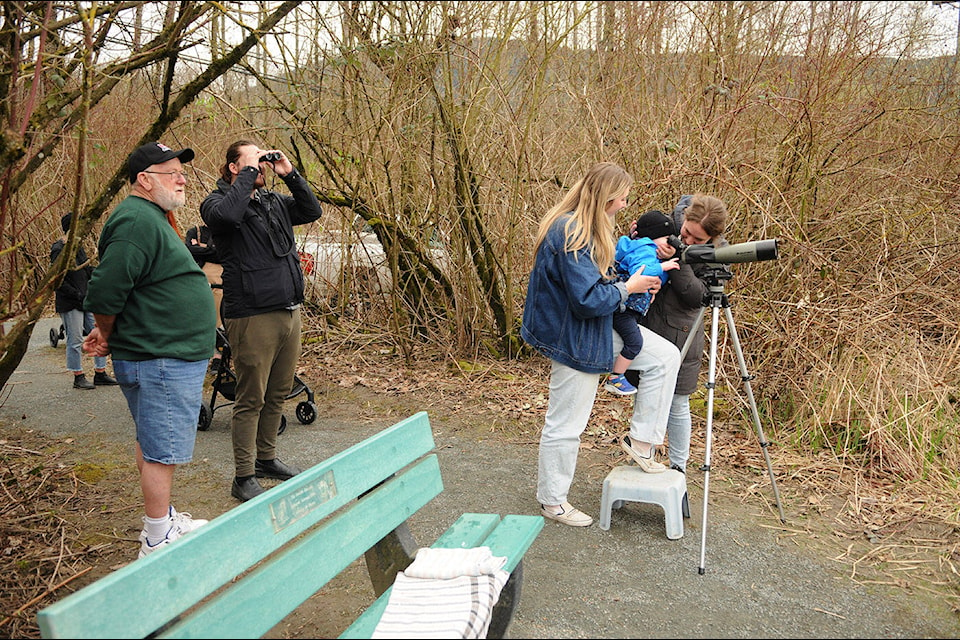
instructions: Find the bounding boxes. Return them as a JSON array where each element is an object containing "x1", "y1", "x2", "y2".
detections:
[
  {"x1": 296, "y1": 401, "x2": 317, "y2": 425},
  {"x1": 198, "y1": 404, "x2": 213, "y2": 431},
  {"x1": 278, "y1": 414, "x2": 288, "y2": 436},
  {"x1": 49, "y1": 327, "x2": 60, "y2": 348}
]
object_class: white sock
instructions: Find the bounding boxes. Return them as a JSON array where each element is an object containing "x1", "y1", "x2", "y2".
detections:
[{"x1": 144, "y1": 513, "x2": 172, "y2": 544}]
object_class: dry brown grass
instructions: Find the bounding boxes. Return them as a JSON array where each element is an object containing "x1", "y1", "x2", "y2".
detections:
[{"x1": 0, "y1": 433, "x2": 139, "y2": 639}]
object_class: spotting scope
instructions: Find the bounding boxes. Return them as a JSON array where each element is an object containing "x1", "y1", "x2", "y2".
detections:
[{"x1": 679, "y1": 239, "x2": 779, "y2": 265}]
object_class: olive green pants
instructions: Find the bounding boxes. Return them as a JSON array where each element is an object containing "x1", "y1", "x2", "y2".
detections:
[{"x1": 224, "y1": 308, "x2": 301, "y2": 477}]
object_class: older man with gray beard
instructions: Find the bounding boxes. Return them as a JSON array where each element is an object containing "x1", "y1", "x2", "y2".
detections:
[{"x1": 84, "y1": 141, "x2": 217, "y2": 559}]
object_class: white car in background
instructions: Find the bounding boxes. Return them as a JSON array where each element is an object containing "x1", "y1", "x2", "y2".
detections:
[
  {"x1": 297, "y1": 230, "x2": 449, "y2": 300},
  {"x1": 297, "y1": 232, "x2": 391, "y2": 297}
]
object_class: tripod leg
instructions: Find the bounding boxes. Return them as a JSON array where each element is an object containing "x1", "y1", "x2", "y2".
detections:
[
  {"x1": 723, "y1": 306, "x2": 785, "y2": 523},
  {"x1": 698, "y1": 305, "x2": 721, "y2": 575},
  {"x1": 678, "y1": 306, "x2": 707, "y2": 361}
]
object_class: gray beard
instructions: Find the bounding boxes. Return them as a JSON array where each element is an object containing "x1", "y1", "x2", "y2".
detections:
[{"x1": 153, "y1": 191, "x2": 185, "y2": 212}]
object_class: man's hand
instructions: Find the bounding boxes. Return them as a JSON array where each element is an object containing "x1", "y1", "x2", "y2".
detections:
[
  {"x1": 83, "y1": 314, "x2": 115, "y2": 358},
  {"x1": 83, "y1": 326, "x2": 110, "y2": 357},
  {"x1": 259, "y1": 149, "x2": 294, "y2": 177}
]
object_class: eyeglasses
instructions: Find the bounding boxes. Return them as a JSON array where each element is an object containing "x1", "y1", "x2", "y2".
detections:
[{"x1": 143, "y1": 170, "x2": 187, "y2": 179}]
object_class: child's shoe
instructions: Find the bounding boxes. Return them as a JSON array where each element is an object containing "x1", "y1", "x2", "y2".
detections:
[{"x1": 604, "y1": 373, "x2": 637, "y2": 396}]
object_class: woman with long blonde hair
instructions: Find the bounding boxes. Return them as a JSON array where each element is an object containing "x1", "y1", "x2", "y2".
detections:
[{"x1": 521, "y1": 162, "x2": 681, "y2": 527}]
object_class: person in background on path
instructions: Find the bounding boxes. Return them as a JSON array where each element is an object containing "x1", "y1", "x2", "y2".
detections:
[
  {"x1": 521, "y1": 162, "x2": 681, "y2": 527},
  {"x1": 185, "y1": 223, "x2": 224, "y2": 330},
  {"x1": 200, "y1": 140, "x2": 322, "y2": 502},
  {"x1": 83, "y1": 141, "x2": 216, "y2": 559},
  {"x1": 605, "y1": 209, "x2": 680, "y2": 397},
  {"x1": 185, "y1": 222, "x2": 224, "y2": 371},
  {"x1": 640, "y1": 193, "x2": 729, "y2": 473},
  {"x1": 50, "y1": 212, "x2": 118, "y2": 390}
]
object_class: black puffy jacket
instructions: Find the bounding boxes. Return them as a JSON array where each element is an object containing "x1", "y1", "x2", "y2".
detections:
[{"x1": 50, "y1": 239, "x2": 93, "y2": 313}]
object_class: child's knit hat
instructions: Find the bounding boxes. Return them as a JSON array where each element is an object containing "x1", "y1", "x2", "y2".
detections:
[{"x1": 634, "y1": 209, "x2": 675, "y2": 239}]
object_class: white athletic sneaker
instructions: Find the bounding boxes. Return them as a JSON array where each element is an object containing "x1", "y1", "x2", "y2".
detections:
[
  {"x1": 169, "y1": 506, "x2": 208, "y2": 535},
  {"x1": 137, "y1": 506, "x2": 209, "y2": 559},
  {"x1": 138, "y1": 526, "x2": 181, "y2": 559}
]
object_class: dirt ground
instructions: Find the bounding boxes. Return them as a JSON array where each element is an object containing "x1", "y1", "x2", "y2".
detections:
[{"x1": 2, "y1": 316, "x2": 959, "y2": 639}]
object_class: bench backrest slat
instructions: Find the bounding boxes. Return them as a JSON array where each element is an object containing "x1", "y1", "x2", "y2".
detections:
[
  {"x1": 37, "y1": 412, "x2": 435, "y2": 639},
  {"x1": 161, "y1": 455, "x2": 443, "y2": 639}
]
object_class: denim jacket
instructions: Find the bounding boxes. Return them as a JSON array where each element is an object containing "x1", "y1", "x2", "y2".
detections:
[{"x1": 521, "y1": 214, "x2": 628, "y2": 374}]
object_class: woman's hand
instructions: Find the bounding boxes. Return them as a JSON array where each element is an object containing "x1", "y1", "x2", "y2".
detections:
[{"x1": 656, "y1": 243, "x2": 677, "y2": 260}]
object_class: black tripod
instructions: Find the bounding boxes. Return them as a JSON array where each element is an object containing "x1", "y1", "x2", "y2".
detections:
[{"x1": 679, "y1": 267, "x2": 785, "y2": 574}]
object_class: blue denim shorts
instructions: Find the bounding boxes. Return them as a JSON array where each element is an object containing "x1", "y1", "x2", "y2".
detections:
[{"x1": 113, "y1": 358, "x2": 207, "y2": 465}]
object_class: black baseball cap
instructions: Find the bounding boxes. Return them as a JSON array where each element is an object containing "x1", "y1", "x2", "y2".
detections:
[{"x1": 127, "y1": 141, "x2": 195, "y2": 183}]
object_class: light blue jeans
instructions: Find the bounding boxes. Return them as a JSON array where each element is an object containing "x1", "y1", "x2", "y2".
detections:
[
  {"x1": 113, "y1": 358, "x2": 207, "y2": 465},
  {"x1": 666, "y1": 393, "x2": 692, "y2": 471},
  {"x1": 536, "y1": 325, "x2": 680, "y2": 506},
  {"x1": 61, "y1": 309, "x2": 106, "y2": 373}
]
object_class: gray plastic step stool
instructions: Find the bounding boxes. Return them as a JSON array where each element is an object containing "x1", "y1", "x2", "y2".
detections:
[{"x1": 599, "y1": 465, "x2": 690, "y2": 539}]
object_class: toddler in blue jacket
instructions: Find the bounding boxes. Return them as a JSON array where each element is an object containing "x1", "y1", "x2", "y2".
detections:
[{"x1": 605, "y1": 209, "x2": 680, "y2": 395}]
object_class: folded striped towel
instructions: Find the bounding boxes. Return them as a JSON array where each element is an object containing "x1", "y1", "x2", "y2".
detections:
[
  {"x1": 371, "y1": 547, "x2": 510, "y2": 639},
  {"x1": 404, "y1": 546, "x2": 508, "y2": 579}
]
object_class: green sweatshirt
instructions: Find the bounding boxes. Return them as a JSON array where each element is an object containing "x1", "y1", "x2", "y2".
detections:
[{"x1": 84, "y1": 195, "x2": 216, "y2": 362}]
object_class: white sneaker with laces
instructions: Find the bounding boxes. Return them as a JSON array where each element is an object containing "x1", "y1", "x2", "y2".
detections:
[
  {"x1": 169, "y1": 506, "x2": 208, "y2": 535},
  {"x1": 138, "y1": 526, "x2": 181, "y2": 559},
  {"x1": 137, "y1": 506, "x2": 209, "y2": 559}
]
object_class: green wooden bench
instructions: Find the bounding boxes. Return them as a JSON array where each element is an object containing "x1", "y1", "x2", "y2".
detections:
[{"x1": 36, "y1": 411, "x2": 544, "y2": 639}]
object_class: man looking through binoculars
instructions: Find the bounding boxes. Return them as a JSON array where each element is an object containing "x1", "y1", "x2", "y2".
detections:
[{"x1": 200, "y1": 141, "x2": 323, "y2": 502}]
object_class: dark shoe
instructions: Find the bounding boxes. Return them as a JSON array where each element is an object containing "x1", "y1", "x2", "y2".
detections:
[
  {"x1": 73, "y1": 374, "x2": 95, "y2": 390},
  {"x1": 93, "y1": 371, "x2": 118, "y2": 386},
  {"x1": 670, "y1": 463, "x2": 685, "y2": 474},
  {"x1": 255, "y1": 458, "x2": 302, "y2": 480},
  {"x1": 231, "y1": 476, "x2": 265, "y2": 502}
]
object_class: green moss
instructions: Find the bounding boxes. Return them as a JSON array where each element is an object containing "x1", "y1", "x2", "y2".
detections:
[{"x1": 73, "y1": 462, "x2": 108, "y2": 484}]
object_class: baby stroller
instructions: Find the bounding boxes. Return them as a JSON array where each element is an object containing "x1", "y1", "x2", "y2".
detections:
[
  {"x1": 197, "y1": 326, "x2": 317, "y2": 433},
  {"x1": 49, "y1": 324, "x2": 66, "y2": 347},
  {"x1": 49, "y1": 323, "x2": 90, "y2": 347}
]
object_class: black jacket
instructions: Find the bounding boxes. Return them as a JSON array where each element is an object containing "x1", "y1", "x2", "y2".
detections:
[
  {"x1": 50, "y1": 239, "x2": 93, "y2": 314},
  {"x1": 184, "y1": 224, "x2": 220, "y2": 267},
  {"x1": 640, "y1": 195, "x2": 730, "y2": 394},
  {"x1": 200, "y1": 166, "x2": 322, "y2": 319}
]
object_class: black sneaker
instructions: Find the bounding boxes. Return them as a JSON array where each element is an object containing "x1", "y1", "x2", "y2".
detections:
[
  {"x1": 231, "y1": 476, "x2": 265, "y2": 502},
  {"x1": 255, "y1": 458, "x2": 302, "y2": 480},
  {"x1": 73, "y1": 374, "x2": 95, "y2": 390},
  {"x1": 93, "y1": 371, "x2": 118, "y2": 386}
]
